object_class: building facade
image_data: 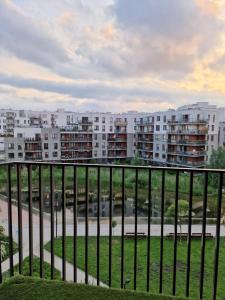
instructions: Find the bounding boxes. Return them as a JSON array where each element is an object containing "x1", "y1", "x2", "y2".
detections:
[{"x1": 1, "y1": 102, "x2": 224, "y2": 167}]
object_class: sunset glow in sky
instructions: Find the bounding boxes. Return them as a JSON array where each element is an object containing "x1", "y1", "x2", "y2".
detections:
[{"x1": 0, "y1": 0, "x2": 225, "y2": 112}]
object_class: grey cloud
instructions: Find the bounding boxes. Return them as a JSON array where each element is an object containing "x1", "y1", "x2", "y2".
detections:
[
  {"x1": 0, "y1": 0, "x2": 69, "y2": 69},
  {"x1": 89, "y1": 0, "x2": 223, "y2": 77}
]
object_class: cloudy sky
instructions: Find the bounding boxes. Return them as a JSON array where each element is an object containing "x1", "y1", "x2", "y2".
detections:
[{"x1": 0, "y1": 0, "x2": 225, "y2": 112}]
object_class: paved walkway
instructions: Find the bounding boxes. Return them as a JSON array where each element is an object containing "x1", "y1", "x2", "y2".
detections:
[{"x1": 0, "y1": 198, "x2": 107, "y2": 286}]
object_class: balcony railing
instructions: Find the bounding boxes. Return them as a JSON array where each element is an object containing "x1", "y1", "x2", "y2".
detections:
[{"x1": 0, "y1": 162, "x2": 224, "y2": 300}]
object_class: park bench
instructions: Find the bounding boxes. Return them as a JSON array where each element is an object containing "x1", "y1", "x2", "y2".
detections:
[
  {"x1": 125, "y1": 232, "x2": 147, "y2": 240},
  {"x1": 167, "y1": 232, "x2": 213, "y2": 240}
]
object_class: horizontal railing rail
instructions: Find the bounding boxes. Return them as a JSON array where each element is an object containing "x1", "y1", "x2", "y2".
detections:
[{"x1": 0, "y1": 161, "x2": 224, "y2": 300}]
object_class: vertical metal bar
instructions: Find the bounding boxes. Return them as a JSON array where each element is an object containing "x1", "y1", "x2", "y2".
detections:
[
  {"x1": 62, "y1": 165, "x2": 66, "y2": 281},
  {"x1": 200, "y1": 171, "x2": 208, "y2": 299},
  {"x1": 108, "y1": 167, "x2": 113, "y2": 287},
  {"x1": 73, "y1": 166, "x2": 77, "y2": 283},
  {"x1": 186, "y1": 170, "x2": 193, "y2": 297},
  {"x1": 212, "y1": 172, "x2": 223, "y2": 300},
  {"x1": 134, "y1": 168, "x2": 138, "y2": 290},
  {"x1": 0, "y1": 241, "x2": 2, "y2": 284},
  {"x1": 7, "y1": 164, "x2": 14, "y2": 276},
  {"x1": 121, "y1": 167, "x2": 125, "y2": 289},
  {"x1": 50, "y1": 165, "x2": 54, "y2": 279},
  {"x1": 39, "y1": 165, "x2": 44, "y2": 278},
  {"x1": 97, "y1": 167, "x2": 101, "y2": 286},
  {"x1": 147, "y1": 169, "x2": 152, "y2": 292},
  {"x1": 17, "y1": 163, "x2": 23, "y2": 274},
  {"x1": 173, "y1": 171, "x2": 179, "y2": 295},
  {"x1": 28, "y1": 164, "x2": 33, "y2": 276},
  {"x1": 85, "y1": 166, "x2": 89, "y2": 284},
  {"x1": 159, "y1": 169, "x2": 165, "y2": 294}
]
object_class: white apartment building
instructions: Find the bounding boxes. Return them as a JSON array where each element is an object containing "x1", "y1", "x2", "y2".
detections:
[{"x1": 1, "y1": 102, "x2": 224, "y2": 167}]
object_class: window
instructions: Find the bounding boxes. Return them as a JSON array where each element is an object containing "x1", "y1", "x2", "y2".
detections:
[
  {"x1": 18, "y1": 153, "x2": 23, "y2": 158},
  {"x1": 17, "y1": 133, "x2": 23, "y2": 138},
  {"x1": 110, "y1": 126, "x2": 113, "y2": 132},
  {"x1": 44, "y1": 143, "x2": 48, "y2": 150},
  {"x1": 45, "y1": 152, "x2": 49, "y2": 159},
  {"x1": 94, "y1": 134, "x2": 98, "y2": 140},
  {"x1": 94, "y1": 117, "x2": 99, "y2": 122},
  {"x1": 8, "y1": 153, "x2": 14, "y2": 159},
  {"x1": 162, "y1": 154, "x2": 166, "y2": 159},
  {"x1": 156, "y1": 144, "x2": 160, "y2": 151},
  {"x1": 95, "y1": 142, "x2": 99, "y2": 147},
  {"x1": 163, "y1": 125, "x2": 167, "y2": 131},
  {"x1": 211, "y1": 135, "x2": 214, "y2": 142},
  {"x1": 163, "y1": 115, "x2": 166, "y2": 122},
  {"x1": 54, "y1": 143, "x2": 58, "y2": 150},
  {"x1": 102, "y1": 125, "x2": 105, "y2": 132},
  {"x1": 102, "y1": 117, "x2": 105, "y2": 123},
  {"x1": 52, "y1": 133, "x2": 58, "y2": 140},
  {"x1": 157, "y1": 116, "x2": 160, "y2": 121},
  {"x1": 44, "y1": 134, "x2": 48, "y2": 140},
  {"x1": 156, "y1": 125, "x2": 160, "y2": 131},
  {"x1": 212, "y1": 125, "x2": 214, "y2": 131},
  {"x1": 162, "y1": 144, "x2": 166, "y2": 152},
  {"x1": 155, "y1": 153, "x2": 159, "y2": 158},
  {"x1": 102, "y1": 134, "x2": 106, "y2": 140},
  {"x1": 8, "y1": 143, "x2": 14, "y2": 150},
  {"x1": 213, "y1": 115, "x2": 215, "y2": 123},
  {"x1": 18, "y1": 145, "x2": 22, "y2": 150},
  {"x1": 94, "y1": 125, "x2": 99, "y2": 131},
  {"x1": 53, "y1": 152, "x2": 58, "y2": 158},
  {"x1": 102, "y1": 150, "x2": 106, "y2": 156}
]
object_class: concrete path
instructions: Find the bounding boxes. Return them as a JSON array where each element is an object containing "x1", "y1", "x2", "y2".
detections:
[{"x1": 0, "y1": 198, "x2": 107, "y2": 286}]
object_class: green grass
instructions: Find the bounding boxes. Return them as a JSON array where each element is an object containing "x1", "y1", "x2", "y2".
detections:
[
  {"x1": 45, "y1": 237, "x2": 225, "y2": 299},
  {"x1": 3, "y1": 256, "x2": 61, "y2": 281},
  {"x1": 0, "y1": 275, "x2": 186, "y2": 300}
]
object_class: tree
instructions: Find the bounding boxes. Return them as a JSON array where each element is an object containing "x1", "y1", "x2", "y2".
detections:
[
  {"x1": 208, "y1": 147, "x2": 225, "y2": 185},
  {"x1": 209, "y1": 147, "x2": 225, "y2": 169},
  {"x1": 166, "y1": 200, "x2": 189, "y2": 238},
  {"x1": 112, "y1": 219, "x2": 117, "y2": 236},
  {"x1": 130, "y1": 154, "x2": 144, "y2": 166}
]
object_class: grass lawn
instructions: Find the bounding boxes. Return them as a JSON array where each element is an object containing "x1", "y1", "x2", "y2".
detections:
[
  {"x1": 45, "y1": 236, "x2": 225, "y2": 299},
  {"x1": 0, "y1": 275, "x2": 186, "y2": 300},
  {"x1": 3, "y1": 256, "x2": 61, "y2": 281}
]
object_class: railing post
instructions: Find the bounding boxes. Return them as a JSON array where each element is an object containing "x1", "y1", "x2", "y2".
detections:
[
  {"x1": 62, "y1": 165, "x2": 66, "y2": 281},
  {"x1": 186, "y1": 170, "x2": 193, "y2": 297},
  {"x1": 172, "y1": 171, "x2": 179, "y2": 295},
  {"x1": 200, "y1": 171, "x2": 208, "y2": 299},
  {"x1": 159, "y1": 169, "x2": 165, "y2": 294},
  {"x1": 7, "y1": 164, "x2": 14, "y2": 277},
  {"x1": 97, "y1": 166, "x2": 101, "y2": 286},
  {"x1": 212, "y1": 172, "x2": 223, "y2": 300},
  {"x1": 17, "y1": 163, "x2": 23, "y2": 274},
  {"x1": 50, "y1": 165, "x2": 54, "y2": 279},
  {"x1": 28, "y1": 164, "x2": 33, "y2": 276},
  {"x1": 85, "y1": 166, "x2": 89, "y2": 284},
  {"x1": 39, "y1": 165, "x2": 44, "y2": 278},
  {"x1": 121, "y1": 167, "x2": 125, "y2": 289},
  {"x1": 73, "y1": 166, "x2": 77, "y2": 283},
  {"x1": 108, "y1": 167, "x2": 113, "y2": 287},
  {"x1": 146, "y1": 169, "x2": 152, "y2": 292}
]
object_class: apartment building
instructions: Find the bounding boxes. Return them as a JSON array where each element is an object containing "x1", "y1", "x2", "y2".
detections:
[
  {"x1": 136, "y1": 102, "x2": 220, "y2": 167},
  {"x1": 2, "y1": 110, "x2": 140, "y2": 163},
  {"x1": 1, "y1": 102, "x2": 224, "y2": 167}
]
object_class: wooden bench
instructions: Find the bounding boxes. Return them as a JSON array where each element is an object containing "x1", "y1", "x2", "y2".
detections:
[
  {"x1": 125, "y1": 232, "x2": 147, "y2": 240},
  {"x1": 167, "y1": 232, "x2": 213, "y2": 240}
]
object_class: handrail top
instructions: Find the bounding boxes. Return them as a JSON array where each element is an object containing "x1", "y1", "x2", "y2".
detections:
[{"x1": 1, "y1": 160, "x2": 224, "y2": 173}]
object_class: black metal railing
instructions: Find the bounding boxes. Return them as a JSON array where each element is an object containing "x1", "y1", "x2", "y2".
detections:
[{"x1": 0, "y1": 161, "x2": 224, "y2": 300}]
